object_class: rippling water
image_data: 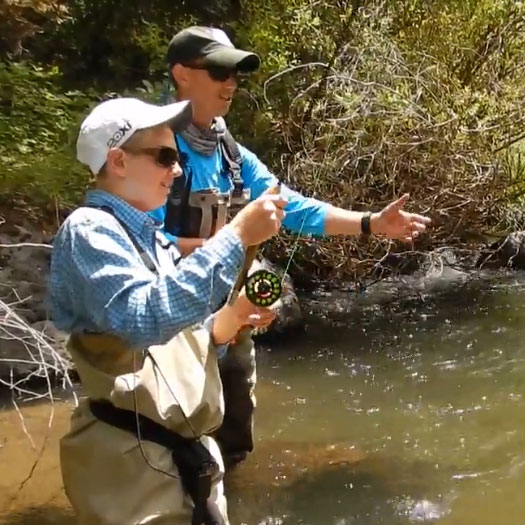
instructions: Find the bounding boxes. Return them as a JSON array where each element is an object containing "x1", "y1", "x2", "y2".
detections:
[{"x1": 3, "y1": 272, "x2": 525, "y2": 524}]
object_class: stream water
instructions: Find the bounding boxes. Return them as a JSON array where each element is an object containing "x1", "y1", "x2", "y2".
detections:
[{"x1": 2, "y1": 272, "x2": 525, "y2": 524}]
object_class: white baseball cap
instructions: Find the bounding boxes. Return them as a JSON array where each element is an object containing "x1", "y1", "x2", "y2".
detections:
[{"x1": 76, "y1": 97, "x2": 192, "y2": 175}]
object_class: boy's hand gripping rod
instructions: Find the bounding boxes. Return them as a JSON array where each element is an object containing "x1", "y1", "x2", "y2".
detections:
[{"x1": 227, "y1": 184, "x2": 283, "y2": 307}]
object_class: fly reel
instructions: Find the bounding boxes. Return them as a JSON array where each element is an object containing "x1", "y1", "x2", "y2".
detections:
[{"x1": 245, "y1": 269, "x2": 282, "y2": 307}]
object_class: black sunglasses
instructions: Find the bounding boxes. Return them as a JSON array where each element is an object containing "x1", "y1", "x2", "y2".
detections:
[
  {"x1": 123, "y1": 146, "x2": 179, "y2": 168},
  {"x1": 183, "y1": 64, "x2": 238, "y2": 82}
]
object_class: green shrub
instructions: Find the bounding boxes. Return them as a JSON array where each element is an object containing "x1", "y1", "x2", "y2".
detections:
[
  {"x1": 0, "y1": 61, "x2": 94, "y2": 208},
  {"x1": 232, "y1": 0, "x2": 525, "y2": 280},
  {"x1": 1, "y1": 0, "x2": 525, "y2": 282}
]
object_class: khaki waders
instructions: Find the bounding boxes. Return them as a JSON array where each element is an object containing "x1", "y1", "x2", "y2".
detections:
[{"x1": 60, "y1": 328, "x2": 230, "y2": 524}]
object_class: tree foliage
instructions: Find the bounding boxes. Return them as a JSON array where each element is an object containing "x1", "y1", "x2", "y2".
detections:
[{"x1": 1, "y1": 0, "x2": 525, "y2": 280}]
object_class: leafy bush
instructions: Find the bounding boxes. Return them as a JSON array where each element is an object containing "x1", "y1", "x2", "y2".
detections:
[
  {"x1": 26, "y1": 0, "x2": 240, "y2": 87},
  {"x1": 232, "y1": 0, "x2": 525, "y2": 281},
  {"x1": 1, "y1": 0, "x2": 525, "y2": 282},
  {"x1": 0, "y1": 61, "x2": 94, "y2": 208}
]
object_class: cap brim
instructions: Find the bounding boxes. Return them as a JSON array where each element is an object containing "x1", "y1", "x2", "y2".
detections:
[
  {"x1": 204, "y1": 47, "x2": 261, "y2": 73},
  {"x1": 137, "y1": 100, "x2": 193, "y2": 134}
]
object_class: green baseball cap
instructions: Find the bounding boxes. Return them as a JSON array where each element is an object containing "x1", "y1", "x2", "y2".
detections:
[{"x1": 167, "y1": 26, "x2": 260, "y2": 73}]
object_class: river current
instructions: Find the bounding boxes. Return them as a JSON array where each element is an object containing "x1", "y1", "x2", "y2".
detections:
[{"x1": 2, "y1": 272, "x2": 525, "y2": 524}]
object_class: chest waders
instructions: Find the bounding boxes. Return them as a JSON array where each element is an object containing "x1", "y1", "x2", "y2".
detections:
[
  {"x1": 89, "y1": 399, "x2": 224, "y2": 525},
  {"x1": 79, "y1": 206, "x2": 225, "y2": 525}
]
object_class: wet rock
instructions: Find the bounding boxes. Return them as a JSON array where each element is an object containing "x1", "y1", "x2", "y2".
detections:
[
  {"x1": 31, "y1": 320, "x2": 69, "y2": 351},
  {"x1": 373, "y1": 251, "x2": 426, "y2": 278},
  {"x1": 0, "y1": 316, "x2": 71, "y2": 381},
  {"x1": 0, "y1": 211, "x2": 60, "y2": 381},
  {"x1": 477, "y1": 231, "x2": 525, "y2": 269}
]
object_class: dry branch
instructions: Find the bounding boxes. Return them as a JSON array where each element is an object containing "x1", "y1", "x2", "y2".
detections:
[{"x1": 263, "y1": 17, "x2": 525, "y2": 282}]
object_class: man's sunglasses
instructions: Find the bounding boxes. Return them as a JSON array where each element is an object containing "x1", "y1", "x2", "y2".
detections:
[
  {"x1": 122, "y1": 146, "x2": 179, "y2": 168},
  {"x1": 183, "y1": 64, "x2": 238, "y2": 82}
]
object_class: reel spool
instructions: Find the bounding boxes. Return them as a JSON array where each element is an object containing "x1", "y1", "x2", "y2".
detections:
[{"x1": 245, "y1": 269, "x2": 282, "y2": 307}]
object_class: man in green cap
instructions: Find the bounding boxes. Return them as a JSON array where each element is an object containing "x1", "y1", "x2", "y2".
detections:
[{"x1": 151, "y1": 26, "x2": 431, "y2": 465}]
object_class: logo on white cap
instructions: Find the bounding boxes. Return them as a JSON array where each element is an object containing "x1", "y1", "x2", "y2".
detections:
[
  {"x1": 107, "y1": 120, "x2": 132, "y2": 148},
  {"x1": 76, "y1": 97, "x2": 191, "y2": 175}
]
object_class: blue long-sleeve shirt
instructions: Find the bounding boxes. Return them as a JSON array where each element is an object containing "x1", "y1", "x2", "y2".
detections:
[
  {"x1": 49, "y1": 189, "x2": 244, "y2": 347},
  {"x1": 150, "y1": 134, "x2": 330, "y2": 237}
]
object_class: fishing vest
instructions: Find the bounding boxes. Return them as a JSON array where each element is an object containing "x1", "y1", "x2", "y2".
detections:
[{"x1": 165, "y1": 130, "x2": 251, "y2": 239}]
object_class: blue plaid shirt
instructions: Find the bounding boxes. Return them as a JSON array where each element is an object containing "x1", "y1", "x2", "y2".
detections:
[{"x1": 48, "y1": 189, "x2": 244, "y2": 346}]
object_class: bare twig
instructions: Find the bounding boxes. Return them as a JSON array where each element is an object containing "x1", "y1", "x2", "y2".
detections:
[
  {"x1": 0, "y1": 298, "x2": 75, "y2": 397},
  {"x1": 261, "y1": 4, "x2": 523, "y2": 282},
  {"x1": 18, "y1": 402, "x2": 55, "y2": 493},
  {"x1": 0, "y1": 294, "x2": 77, "y2": 491},
  {"x1": 0, "y1": 242, "x2": 52, "y2": 249},
  {"x1": 11, "y1": 394, "x2": 36, "y2": 450}
]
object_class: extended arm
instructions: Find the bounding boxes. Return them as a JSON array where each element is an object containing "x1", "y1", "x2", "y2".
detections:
[{"x1": 241, "y1": 145, "x2": 430, "y2": 240}]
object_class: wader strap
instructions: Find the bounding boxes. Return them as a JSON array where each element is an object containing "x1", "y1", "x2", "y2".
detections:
[
  {"x1": 165, "y1": 138, "x2": 193, "y2": 235},
  {"x1": 198, "y1": 197, "x2": 213, "y2": 239},
  {"x1": 166, "y1": 131, "x2": 247, "y2": 237},
  {"x1": 89, "y1": 400, "x2": 225, "y2": 525},
  {"x1": 187, "y1": 192, "x2": 232, "y2": 238},
  {"x1": 219, "y1": 130, "x2": 243, "y2": 199},
  {"x1": 215, "y1": 202, "x2": 228, "y2": 234},
  {"x1": 83, "y1": 205, "x2": 160, "y2": 274}
]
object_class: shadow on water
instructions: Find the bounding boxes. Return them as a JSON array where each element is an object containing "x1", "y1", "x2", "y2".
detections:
[
  {"x1": 304, "y1": 274, "x2": 506, "y2": 324},
  {"x1": 226, "y1": 443, "x2": 451, "y2": 524},
  {"x1": 276, "y1": 272, "x2": 525, "y2": 368},
  {"x1": 278, "y1": 461, "x2": 446, "y2": 525}
]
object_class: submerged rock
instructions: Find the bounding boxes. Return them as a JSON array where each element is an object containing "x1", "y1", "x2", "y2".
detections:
[
  {"x1": 226, "y1": 442, "x2": 452, "y2": 524},
  {"x1": 409, "y1": 499, "x2": 446, "y2": 522},
  {"x1": 226, "y1": 441, "x2": 367, "y2": 492},
  {"x1": 396, "y1": 498, "x2": 449, "y2": 522}
]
